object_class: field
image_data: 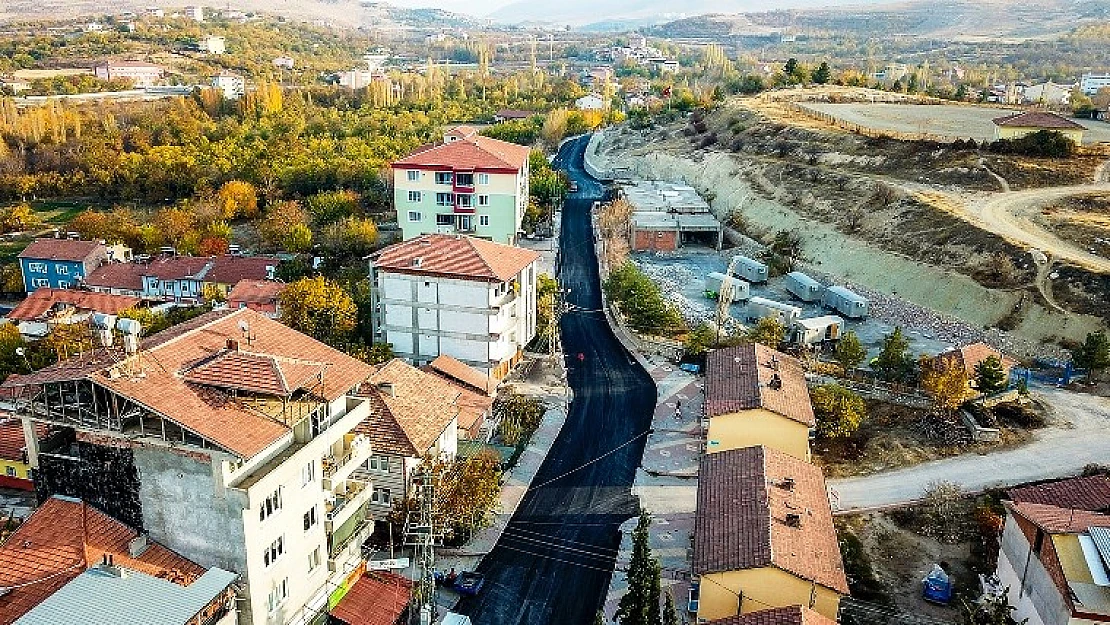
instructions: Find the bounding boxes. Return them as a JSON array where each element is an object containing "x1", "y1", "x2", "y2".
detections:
[
  {"x1": 1038, "y1": 192, "x2": 1110, "y2": 256},
  {"x1": 802, "y1": 103, "x2": 1110, "y2": 145}
]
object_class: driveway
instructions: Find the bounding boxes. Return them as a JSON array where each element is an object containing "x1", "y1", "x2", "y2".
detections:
[
  {"x1": 455, "y1": 136, "x2": 657, "y2": 624},
  {"x1": 828, "y1": 386, "x2": 1110, "y2": 512}
]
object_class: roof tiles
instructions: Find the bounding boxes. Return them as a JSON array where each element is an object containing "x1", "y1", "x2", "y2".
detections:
[
  {"x1": 425, "y1": 355, "x2": 495, "y2": 395},
  {"x1": 392, "y1": 133, "x2": 530, "y2": 172},
  {"x1": 706, "y1": 606, "x2": 838, "y2": 625},
  {"x1": 370, "y1": 234, "x2": 540, "y2": 283},
  {"x1": 1006, "y1": 500, "x2": 1110, "y2": 533},
  {"x1": 18, "y1": 240, "x2": 104, "y2": 263},
  {"x1": 1008, "y1": 475, "x2": 1110, "y2": 512},
  {"x1": 330, "y1": 571, "x2": 412, "y2": 625},
  {"x1": 227, "y1": 279, "x2": 285, "y2": 305},
  {"x1": 992, "y1": 111, "x2": 1086, "y2": 130},
  {"x1": 355, "y1": 359, "x2": 466, "y2": 457},
  {"x1": 704, "y1": 345, "x2": 815, "y2": 427},
  {"x1": 7, "y1": 289, "x2": 141, "y2": 322}
]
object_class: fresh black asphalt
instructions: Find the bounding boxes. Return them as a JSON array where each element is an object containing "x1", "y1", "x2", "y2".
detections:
[{"x1": 455, "y1": 135, "x2": 657, "y2": 624}]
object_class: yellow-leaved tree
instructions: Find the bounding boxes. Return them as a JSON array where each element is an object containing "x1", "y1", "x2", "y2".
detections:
[{"x1": 278, "y1": 276, "x2": 357, "y2": 348}]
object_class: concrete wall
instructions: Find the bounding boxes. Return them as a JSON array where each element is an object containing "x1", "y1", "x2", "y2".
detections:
[
  {"x1": 394, "y1": 168, "x2": 525, "y2": 244},
  {"x1": 705, "y1": 409, "x2": 812, "y2": 462},
  {"x1": 632, "y1": 229, "x2": 679, "y2": 251},
  {"x1": 699, "y1": 567, "x2": 842, "y2": 622},
  {"x1": 997, "y1": 514, "x2": 1072, "y2": 625},
  {"x1": 994, "y1": 126, "x2": 1084, "y2": 145}
]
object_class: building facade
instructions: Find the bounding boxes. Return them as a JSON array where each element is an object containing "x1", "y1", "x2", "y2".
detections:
[
  {"x1": 992, "y1": 111, "x2": 1086, "y2": 144},
  {"x1": 18, "y1": 239, "x2": 108, "y2": 292},
  {"x1": 93, "y1": 61, "x2": 165, "y2": 87},
  {"x1": 85, "y1": 255, "x2": 279, "y2": 303},
  {"x1": 368, "y1": 234, "x2": 540, "y2": 380},
  {"x1": 391, "y1": 126, "x2": 530, "y2": 245}
]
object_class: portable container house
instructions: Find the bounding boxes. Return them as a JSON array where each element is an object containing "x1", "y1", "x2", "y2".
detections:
[
  {"x1": 704, "y1": 272, "x2": 751, "y2": 303},
  {"x1": 823, "y1": 285, "x2": 869, "y2": 319},
  {"x1": 729, "y1": 255, "x2": 768, "y2": 284},
  {"x1": 785, "y1": 271, "x2": 824, "y2": 302},
  {"x1": 745, "y1": 296, "x2": 802, "y2": 326},
  {"x1": 792, "y1": 315, "x2": 844, "y2": 346}
]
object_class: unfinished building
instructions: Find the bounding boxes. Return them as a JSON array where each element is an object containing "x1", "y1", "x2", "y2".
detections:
[{"x1": 622, "y1": 181, "x2": 723, "y2": 251}]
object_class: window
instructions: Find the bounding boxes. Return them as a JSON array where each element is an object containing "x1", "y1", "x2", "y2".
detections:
[
  {"x1": 267, "y1": 579, "x2": 288, "y2": 613},
  {"x1": 436, "y1": 214, "x2": 454, "y2": 226},
  {"x1": 263, "y1": 536, "x2": 284, "y2": 567},
  {"x1": 4, "y1": 467, "x2": 13, "y2": 477},
  {"x1": 407, "y1": 190, "x2": 422, "y2": 203},
  {"x1": 406, "y1": 170, "x2": 420, "y2": 181},
  {"x1": 455, "y1": 172, "x2": 474, "y2": 187},
  {"x1": 303, "y1": 506, "x2": 317, "y2": 531},
  {"x1": 434, "y1": 171, "x2": 453, "y2": 185},
  {"x1": 27, "y1": 262, "x2": 46, "y2": 274},
  {"x1": 407, "y1": 211, "x2": 421, "y2": 222},
  {"x1": 54, "y1": 264, "x2": 68, "y2": 275},
  {"x1": 371, "y1": 487, "x2": 391, "y2": 505},
  {"x1": 31, "y1": 278, "x2": 49, "y2": 288},
  {"x1": 301, "y1": 461, "x2": 315, "y2": 486},
  {"x1": 162, "y1": 281, "x2": 173, "y2": 292},
  {"x1": 259, "y1": 487, "x2": 282, "y2": 522},
  {"x1": 435, "y1": 192, "x2": 454, "y2": 207},
  {"x1": 456, "y1": 194, "x2": 473, "y2": 208},
  {"x1": 56, "y1": 281, "x2": 70, "y2": 289},
  {"x1": 479, "y1": 215, "x2": 490, "y2": 227},
  {"x1": 308, "y1": 547, "x2": 322, "y2": 572},
  {"x1": 369, "y1": 455, "x2": 391, "y2": 473},
  {"x1": 478, "y1": 195, "x2": 490, "y2": 207},
  {"x1": 478, "y1": 173, "x2": 489, "y2": 185}
]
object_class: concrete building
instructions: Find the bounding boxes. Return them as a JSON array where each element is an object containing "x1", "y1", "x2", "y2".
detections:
[
  {"x1": 1081, "y1": 72, "x2": 1110, "y2": 95},
  {"x1": 184, "y1": 5, "x2": 205, "y2": 21},
  {"x1": 995, "y1": 476, "x2": 1110, "y2": 625},
  {"x1": 692, "y1": 446, "x2": 848, "y2": 622},
  {"x1": 391, "y1": 126, "x2": 531, "y2": 245},
  {"x1": 992, "y1": 111, "x2": 1086, "y2": 145},
  {"x1": 575, "y1": 93, "x2": 606, "y2": 110},
  {"x1": 18, "y1": 239, "x2": 108, "y2": 292},
  {"x1": 94, "y1": 61, "x2": 165, "y2": 87},
  {"x1": 6, "y1": 288, "x2": 141, "y2": 338},
  {"x1": 337, "y1": 69, "x2": 377, "y2": 90},
  {"x1": 272, "y1": 56, "x2": 295, "y2": 70},
  {"x1": 703, "y1": 344, "x2": 815, "y2": 462},
  {"x1": 623, "y1": 181, "x2": 723, "y2": 251},
  {"x1": 1023, "y1": 82, "x2": 1074, "y2": 106},
  {"x1": 146, "y1": 7, "x2": 165, "y2": 17},
  {"x1": 211, "y1": 72, "x2": 244, "y2": 99},
  {"x1": 368, "y1": 234, "x2": 540, "y2": 380},
  {"x1": 200, "y1": 35, "x2": 226, "y2": 55},
  {"x1": 3, "y1": 309, "x2": 382, "y2": 625}
]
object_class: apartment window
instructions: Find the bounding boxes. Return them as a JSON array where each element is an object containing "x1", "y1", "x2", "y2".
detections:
[
  {"x1": 369, "y1": 455, "x2": 391, "y2": 473},
  {"x1": 479, "y1": 215, "x2": 490, "y2": 227},
  {"x1": 478, "y1": 173, "x2": 489, "y2": 185},
  {"x1": 308, "y1": 547, "x2": 322, "y2": 572},
  {"x1": 434, "y1": 171, "x2": 453, "y2": 185},
  {"x1": 407, "y1": 190, "x2": 422, "y2": 203},
  {"x1": 263, "y1": 536, "x2": 284, "y2": 567},
  {"x1": 436, "y1": 214, "x2": 454, "y2": 226},
  {"x1": 407, "y1": 211, "x2": 421, "y2": 222},
  {"x1": 456, "y1": 194, "x2": 473, "y2": 208},
  {"x1": 54, "y1": 264, "x2": 68, "y2": 275},
  {"x1": 267, "y1": 579, "x2": 288, "y2": 613},
  {"x1": 371, "y1": 487, "x2": 391, "y2": 505},
  {"x1": 455, "y1": 172, "x2": 474, "y2": 187},
  {"x1": 478, "y1": 195, "x2": 490, "y2": 207},
  {"x1": 4, "y1": 467, "x2": 13, "y2": 477},
  {"x1": 406, "y1": 170, "x2": 420, "y2": 181},
  {"x1": 435, "y1": 192, "x2": 454, "y2": 207},
  {"x1": 27, "y1": 262, "x2": 46, "y2": 274},
  {"x1": 303, "y1": 506, "x2": 317, "y2": 531},
  {"x1": 31, "y1": 278, "x2": 49, "y2": 288},
  {"x1": 259, "y1": 487, "x2": 282, "y2": 522},
  {"x1": 301, "y1": 461, "x2": 315, "y2": 486}
]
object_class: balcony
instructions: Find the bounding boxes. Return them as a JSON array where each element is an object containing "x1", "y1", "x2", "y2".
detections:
[
  {"x1": 325, "y1": 478, "x2": 371, "y2": 532},
  {"x1": 328, "y1": 516, "x2": 374, "y2": 574},
  {"x1": 322, "y1": 433, "x2": 371, "y2": 490}
]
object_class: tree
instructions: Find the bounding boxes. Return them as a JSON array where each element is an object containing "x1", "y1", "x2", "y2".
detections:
[
  {"x1": 306, "y1": 189, "x2": 361, "y2": 225},
  {"x1": 812, "y1": 61, "x2": 832, "y2": 85},
  {"x1": 321, "y1": 216, "x2": 379, "y2": 260},
  {"x1": 595, "y1": 611, "x2": 607, "y2": 625},
  {"x1": 616, "y1": 511, "x2": 661, "y2": 625},
  {"x1": 279, "y1": 276, "x2": 357, "y2": 347},
  {"x1": 873, "y1": 327, "x2": 914, "y2": 381},
  {"x1": 834, "y1": 331, "x2": 867, "y2": 374},
  {"x1": 362, "y1": 342, "x2": 394, "y2": 366},
  {"x1": 535, "y1": 274, "x2": 559, "y2": 352},
  {"x1": 259, "y1": 200, "x2": 310, "y2": 251},
  {"x1": 746, "y1": 317, "x2": 785, "y2": 348},
  {"x1": 974, "y1": 355, "x2": 1008, "y2": 394},
  {"x1": 282, "y1": 223, "x2": 313, "y2": 253},
  {"x1": 495, "y1": 392, "x2": 546, "y2": 446},
  {"x1": 1, "y1": 203, "x2": 40, "y2": 233},
  {"x1": 1074, "y1": 330, "x2": 1110, "y2": 379},
  {"x1": 437, "y1": 449, "x2": 502, "y2": 540},
  {"x1": 215, "y1": 180, "x2": 258, "y2": 219},
  {"x1": 961, "y1": 590, "x2": 1025, "y2": 625},
  {"x1": 811, "y1": 384, "x2": 866, "y2": 439},
  {"x1": 922, "y1": 356, "x2": 971, "y2": 414},
  {"x1": 152, "y1": 207, "x2": 195, "y2": 248},
  {"x1": 662, "y1": 594, "x2": 679, "y2": 625}
]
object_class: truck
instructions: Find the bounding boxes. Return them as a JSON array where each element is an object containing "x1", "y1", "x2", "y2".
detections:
[
  {"x1": 822, "y1": 285, "x2": 869, "y2": 319},
  {"x1": 745, "y1": 296, "x2": 802, "y2": 327},
  {"x1": 791, "y1": 315, "x2": 844, "y2": 346},
  {"x1": 704, "y1": 271, "x2": 751, "y2": 303},
  {"x1": 728, "y1": 255, "x2": 768, "y2": 284},
  {"x1": 784, "y1": 271, "x2": 824, "y2": 302}
]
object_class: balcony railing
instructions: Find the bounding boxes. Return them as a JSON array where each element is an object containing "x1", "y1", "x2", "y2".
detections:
[
  {"x1": 328, "y1": 518, "x2": 374, "y2": 572},
  {"x1": 322, "y1": 435, "x2": 371, "y2": 489}
]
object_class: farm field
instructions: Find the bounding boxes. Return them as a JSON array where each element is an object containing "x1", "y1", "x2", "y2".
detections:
[{"x1": 802, "y1": 103, "x2": 1110, "y2": 144}]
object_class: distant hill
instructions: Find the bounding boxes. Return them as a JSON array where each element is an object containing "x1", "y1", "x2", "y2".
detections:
[{"x1": 488, "y1": 0, "x2": 892, "y2": 27}]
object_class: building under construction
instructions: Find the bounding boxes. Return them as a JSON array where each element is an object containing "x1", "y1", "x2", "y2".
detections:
[{"x1": 622, "y1": 181, "x2": 724, "y2": 252}]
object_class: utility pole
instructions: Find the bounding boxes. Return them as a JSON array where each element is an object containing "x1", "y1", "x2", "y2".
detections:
[{"x1": 406, "y1": 468, "x2": 445, "y2": 625}]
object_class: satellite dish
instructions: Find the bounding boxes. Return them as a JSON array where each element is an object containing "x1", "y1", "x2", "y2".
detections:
[
  {"x1": 14, "y1": 348, "x2": 24, "y2": 357},
  {"x1": 238, "y1": 320, "x2": 250, "y2": 335}
]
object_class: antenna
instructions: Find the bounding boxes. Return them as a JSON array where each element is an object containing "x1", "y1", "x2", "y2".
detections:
[{"x1": 238, "y1": 320, "x2": 255, "y2": 347}]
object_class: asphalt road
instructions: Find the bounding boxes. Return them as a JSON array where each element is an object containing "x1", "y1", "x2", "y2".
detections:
[{"x1": 455, "y1": 136, "x2": 656, "y2": 624}]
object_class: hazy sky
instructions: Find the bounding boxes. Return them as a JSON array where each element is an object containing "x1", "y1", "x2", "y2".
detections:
[{"x1": 382, "y1": 0, "x2": 511, "y2": 16}]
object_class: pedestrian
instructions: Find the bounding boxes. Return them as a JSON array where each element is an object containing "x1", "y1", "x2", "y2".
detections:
[{"x1": 674, "y1": 400, "x2": 682, "y2": 421}]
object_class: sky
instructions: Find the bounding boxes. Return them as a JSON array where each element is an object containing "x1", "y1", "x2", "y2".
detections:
[{"x1": 381, "y1": 0, "x2": 510, "y2": 16}]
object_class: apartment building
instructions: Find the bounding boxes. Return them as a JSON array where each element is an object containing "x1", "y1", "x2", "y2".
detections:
[
  {"x1": 391, "y1": 126, "x2": 530, "y2": 245},
  {"x1": 3, "y1": 308, "x2": 381, "y2": 625},
  {"x1": 18, "y1": 238, "x2": 108, "y2": 292},
  {"x1": 212, "y1": 73, "x2": 245, "y2": 99},
  {"x1": 367, "y1": 234, "x2": 540, "y2": 380},
  {"x1": 93, "y1": 61, "x2": 165, "y2": 87}
]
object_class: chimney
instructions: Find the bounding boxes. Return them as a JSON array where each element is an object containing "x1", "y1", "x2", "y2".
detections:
[
  {"x1": 769, "y1": 373, "x2": 782, "y2": 390},
  {"x1": 377, "y1": 382, "x2": 395, "y2": 397},
  {"x1": 128, "y1": 534, "x2": 149, "y2": 558},
  {"x1": 411, "y1": 257, "x2": 423, "y2": 268},
  {"x1": 785, "y1": 513, "x2": 801, "y2": 527},
  {"x1": 226, "y1": 338, "x2": 239, "y2": 352}
]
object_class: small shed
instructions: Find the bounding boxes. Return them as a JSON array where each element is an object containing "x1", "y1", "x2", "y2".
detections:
[
  {"x1": 704, "y1": 272, "x2": 751, "y2": 303},
  {"x1": 785, "y1": 271, "x2": 824, "y2": 302},
  {"x1": 823, "y1": 286, "x2": 869, "y2": 319},
  {"x1": 730, "y1": 255, "x2": 768, "y2": 284},
  {"x1": 792, "y1": 315, "x2": 844, "y2": 346},
  {"x1": 631, "y1": 213, "x2": 680, "y2": 251},
  {"x1": 746, "y1": 296, "x2": 802, "y2": 326}
]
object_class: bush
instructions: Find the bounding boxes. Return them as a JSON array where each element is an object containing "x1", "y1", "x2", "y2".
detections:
[
  {"x1": 603, "y1": 262, "x2": 685, "y2": 337},
  {"x1": 812, "y1": 385, "x2": 867, "y2": 439},
  {"x1": 988, "y1": 129, "x2": 1076, "y2": 158}
]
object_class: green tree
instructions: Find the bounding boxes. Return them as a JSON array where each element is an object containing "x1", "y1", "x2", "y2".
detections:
[
  {"x1": 834, "y1": 331, "x2": 867, "y2": 374},
  {"x1": 662, "y1": 593, "x2": 679, "y2": 625},
  {"x1": 494, "y1": 392, "x2": 546, "y2": 446},
  {"x1": 321, "y1": 216, "x2": 379, "y2": 260},
  {"x1": 1074, "y1": 330, "x2": 1110, "y2": 379},
  {"x1": 616, "y1": 510, "x2": 661, "y2": 625},
  {"x1": 281, "y1": 223, "x2": 313, "y2": 253},
  {"x1": 279, "y1": 276, "x2": 357, "y2": 347},
  {"x1": 595, "y1": 610, "x2": 607, "y2": 625},
  {"x1": 363, "y1": 342, "x2": 394, "y2": 365},
  {"x1": 873, "y1": 327, "x2": 914, "y2": 381},
  {"x1": 746, "y1": 317, "x2": 785, "y2": 348},
  {"x1": 306, "y1": 189, "x2": 361, "y2": 225},
  {"x1": 812, "y1": 61, "x2": 832, "y2": 85},
  {"x1": 811, "y1": 384, "x2": 866, "y2": 439},
  {"x1": 974, "y1": 355, "x2": 1008, "y2": 394},
  {"x1": 603, "y1": 262, "x2": 685, "y2": 337}
]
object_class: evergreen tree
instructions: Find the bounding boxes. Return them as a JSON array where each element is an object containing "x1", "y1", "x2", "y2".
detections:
[
  {"x1": 616, "y1": 511, "x2": 662, "y2": 625},
  {"x1": 974, "y1": 355, "x2": 1008, "y2": 394},
  {"x1": 1074, "y1": 330, "x2": 1110, "y2": 379},
  {"x1": 812, "y1": 61, "x2": 832, "y2": 84},
  {"x1": 873, "y1": 327, "x2": 914, "y2": 381},
  {"x1": 662, "y1": 593, "x2": 679, "y2": 625},
  {"x1": 834, "y1": 331, "x2": 867, "y2": 374},
  {"x1": 595, "y1": 610, "x2": 608, "y2": 625}
]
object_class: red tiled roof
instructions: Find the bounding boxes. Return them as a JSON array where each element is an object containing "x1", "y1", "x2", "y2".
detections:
[
  {"x1": 935, "y1": 342, "x2": 1018, "y2": 380},
  {"x1": 18, "y1": 239, "x2": 104, "y2": 263},
  {"x1": 704, "y1": 345, "x2": 815, "y2": 427},
  {"x1": 330, "y1": 571, "x2": 412, "y2": 625},
  {"x1": 355, "y1": 359, "x2": 464, "y2": 457},
  {"x1": 0, "y1": 417, "x2": 46, "y2": 463},
  {"x1": 7, "y1": 289, "x2": 141, "y2": 322},
  {"x1": 0, "y1": 496, "x2": 206, "y2": 625},
  {"x1": 84, "y1": 263, "x2": 144, "y2": 291},
  {"x1": 392, "y1": 134, "x2": 530, "y2": 172},
  {"x1": 495, "y1": 109, "x2": 536, "y2": 119},
  {"x1": 370, "y1": 234, "x2": 540, "y2": 283},
  {"x1": 1008, "y1": 475, "x2": 1110, "y2": 512},
  {"x1": 425, "y1": 355, "x2": 494, "y2": 395},
  {"x1": 206, "y1": 256, "x2": 279, "y2": 285},
  {"x1": 1006, "y1": 500, "x2": 1110, "y2": 533},
  {"x1": 445, "y1": 125, "x2": 479, "y2": 139},
  {"x1": 227, "y1": 279, "x2": 285, "y2": 305},
  {"x1": 992, "y1": 111, "x2": 1085, "y2": 130},
  {"x1": 2, "y1": 309, "x2": 376, "y2": 459},
  {"x1": 85, "y1": 256, "x2": 279, "y2": 292},
  {"x1": 694, "y1": 446, "x2": 848, "y2": 594},
  {"x1": 183, "y1": 350, "x2": 326, "y2": 397},
  {"x1": 706, "y1": 606, "x2": 838, "y2": 625}
]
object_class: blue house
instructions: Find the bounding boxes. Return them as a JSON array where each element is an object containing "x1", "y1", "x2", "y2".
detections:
[{"x1": 17, "y1": 239, "x2": 108, "y2": 293}]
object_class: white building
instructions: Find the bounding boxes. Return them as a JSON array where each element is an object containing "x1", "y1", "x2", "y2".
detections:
[
  {"x1": 368, "y1": 234, "x2": 541, "y2": 380},
  {"x1": 575, "y1": 93, "x2": 606, "y2": 110},
  {"x1": 1081, "y1": 72, "x2": 1110, "y2": 95},
  {"x1": 145, "y1": 6, "x2": 165, "y2": 17},
  {"x1": 1023, "y1": 82, "x2": 1073, "y2": 105},
  {"x1": 337, "y1": 69, "x2": 376, "y2": 90},
  {"x1": 200, "y1": 35, "x2": 226, "y2": 55},
  {"x1": 212, "y1": 72, "x2": 245, "y2": 99},
  {"x1": 272, "y1": 56, "x2": 295, "y2": 70},
  {"x1": 184, "y1": 5, "x2": 205, "y2": 21},
  {"x1": 94, "y1": 61, "x2": 165, "y2": 87}
]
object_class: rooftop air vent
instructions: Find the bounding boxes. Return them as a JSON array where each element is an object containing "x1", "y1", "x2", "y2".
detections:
[{"x1": 785, "y1": 513, "x2": 801, "y2": 527}]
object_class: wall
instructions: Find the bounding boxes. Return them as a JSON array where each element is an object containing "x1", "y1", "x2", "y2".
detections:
[
  {"x1": 20, "y1": 259, "x2": 84, "y2": 291},
  {"x1": 997, "y1": 515, "x2": 1071, "y2": 625},
  {"x1": 995, "y1": 126, "x2": 1084, "y2": 145},
  {"x1": 394, "y1": 169, "x2": 522, "y2": 244},
  {"x1": 705, "y1": 409, "x2": 811, "y2": 462},
  {"x1": 698, "y1": 567, "x2": 842, "y2": 622},
  {"x1": 632, "y1": 229, "x2": 679, "y2": 252}
]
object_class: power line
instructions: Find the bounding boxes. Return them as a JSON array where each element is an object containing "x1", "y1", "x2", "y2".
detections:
[{"x1": 524, "y1": 428, "x2": 651, "y2": 493}]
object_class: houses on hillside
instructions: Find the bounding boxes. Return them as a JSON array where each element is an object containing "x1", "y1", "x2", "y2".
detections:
[
  {"x1": 85, "y1": 254, "x2": 280, "y2": 303},
  {"x1": 93, "y1": 60, "x2": 165, "y2": 87},
  {"x1": 6, "y1": 288, "x2": 141, "y2": 338},
  {"x1": 391, "y1": 125, "x2": 531, "y2": 245}
]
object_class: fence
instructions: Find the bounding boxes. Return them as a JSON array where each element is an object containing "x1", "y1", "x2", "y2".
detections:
[{"x1": 807, "y1": 373, "x2": 933, "y2": 409}]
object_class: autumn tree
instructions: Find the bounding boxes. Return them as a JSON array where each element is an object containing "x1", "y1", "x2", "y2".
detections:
[
  {"x1": 746, "y1": 317, "x2": 785, "y2": 348},
  {"x1": 435, "y1": 449, "x2": 502, "y2": 540},
  {"x1": 306, "y1": 189, "x2": 360, "y2": 225},
  {"x1": 616, "y1": 511, "x2": 662, "y2": 625},
  {"x1": 152, "y1": 207, "x2": 195, "y2": 248},
  {"x1": 259, "y1": 200, "x2": 311, "y2": 253},
  {"x1": 811, "y1": 384, "x2": 866, "y2": 439},
  {"x1": 321, "y1": 216, "x2": 379, "y2": 260},
  {"x1": 215, "y1": 180, "x2": 258, "y2": 219},
  {"x1": 922, "y1": 356, "x2": 971, "y2": 414},
  {"x1": 279, "y1": 276, "x2": 357, "y2": 347},
  {"x1": 974, "y1": 355, "x2": 1008, "y2": 395},
  {"x1": 1, "y1": 203, "x2": 40, "y2": 233},
  {"x1": 834, "y1": 331, "x2": 867, "y2": 375},
  {"x1": 70, "y1": 209, "x2": 113, "y2": 241}
]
